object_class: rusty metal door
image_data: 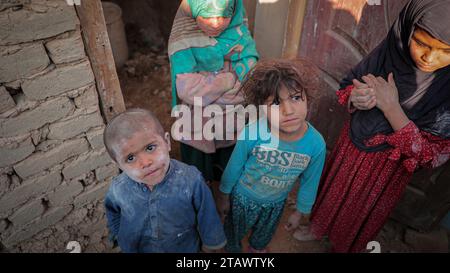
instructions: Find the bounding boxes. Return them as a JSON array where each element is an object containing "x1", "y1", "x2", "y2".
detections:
[{"x1": 298, "y1": 0, "x2": 450, "y2": 231}]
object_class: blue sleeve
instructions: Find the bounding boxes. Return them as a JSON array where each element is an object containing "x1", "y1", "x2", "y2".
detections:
[
  {"x1": 219, "y1": 137, "x2": 250, "y2": 194},
  {"x1": 297, "y1": 146, "x2": 326, "y2": 214},
  {"x1": 193, "y1": 173, "x2": 227, "y2": 249},
  {"x1": 104, "y1": 186, "x2": 121, "y2": 243}
]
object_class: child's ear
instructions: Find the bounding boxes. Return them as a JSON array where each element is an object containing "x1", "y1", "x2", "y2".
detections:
[{"x1": 164, "y1": 132, "x2": 171, "y2": 151}]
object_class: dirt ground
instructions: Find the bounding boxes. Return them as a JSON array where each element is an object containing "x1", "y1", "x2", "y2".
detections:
[
  {"x1": 117, "y1": 29, "x2": 329, "y2": 253},
  {"x1": 116, "y1": 28, "x2": 449, "y2": 253}
]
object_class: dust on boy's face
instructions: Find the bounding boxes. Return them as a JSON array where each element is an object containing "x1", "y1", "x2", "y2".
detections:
[
  {"x1": 264, "y1": 84, "x2": 308, "y2": 140},
  {"x1": 113, "y1": 128, "x2": 171, "y2": 188}
]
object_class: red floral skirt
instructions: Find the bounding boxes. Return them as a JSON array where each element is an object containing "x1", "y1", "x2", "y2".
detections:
[{"x1": 310, "y1": 122, "x2": 413, "y2": 252}]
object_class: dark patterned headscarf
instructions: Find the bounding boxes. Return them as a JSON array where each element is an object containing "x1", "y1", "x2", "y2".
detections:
[{"x1": 341, "y1": 0, "x2": 450, "y2": 152}]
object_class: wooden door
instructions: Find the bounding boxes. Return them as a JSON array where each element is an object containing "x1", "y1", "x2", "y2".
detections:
[
  {"x1": 298, "y1": 0, "x2": 450, "y2": 231},
  {"x1": 299, "y1": 0, "x2": 409, "y2": 146}
]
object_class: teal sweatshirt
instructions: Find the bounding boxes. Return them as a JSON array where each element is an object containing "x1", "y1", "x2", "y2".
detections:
[{"x1": 220, "y1": 119, "x2": 326, "y2": 213}]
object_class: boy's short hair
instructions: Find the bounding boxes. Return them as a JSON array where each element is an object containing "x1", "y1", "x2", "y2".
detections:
[
  {"x1": 241, "y1": 58, "x2": 319, "y2": 106},
  {"x1": 103, "y1": 108, "x2": 165, "y2": 162}
]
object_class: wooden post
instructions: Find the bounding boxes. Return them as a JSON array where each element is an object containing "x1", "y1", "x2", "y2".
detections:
[
  {"x1": 254, "y1": 0, "x2": 291, "y2": 58},
  {"x1": 75, "y1": 0, "x2": 126, "y2": 122},
  {"x1": 282, "y1": 0, "x2": 308, "y2": 59},
  {"x1": 243, "y1": 0, "x2": 256, "y2": 35}
]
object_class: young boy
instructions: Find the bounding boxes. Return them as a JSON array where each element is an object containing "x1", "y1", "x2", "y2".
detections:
[
  {"x1": 217, "y1": 59, "x2": 326, "y2": 253},
  {"x1": 103, "y1": 108, "x2": 226, "y2": 253}
]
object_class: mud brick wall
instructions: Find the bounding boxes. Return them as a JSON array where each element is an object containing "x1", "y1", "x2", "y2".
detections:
[{"x1": 0, "y1": 0, "x2": 119, "y2": 252}]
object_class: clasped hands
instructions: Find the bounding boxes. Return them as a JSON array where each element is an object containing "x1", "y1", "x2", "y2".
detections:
[{"x1": 350, "y1": 73, "x2": 401, "y2": 113}]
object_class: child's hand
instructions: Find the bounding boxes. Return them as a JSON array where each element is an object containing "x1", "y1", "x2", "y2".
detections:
[
  {"x1": 224, "y1": 45, "x2": 243, "y2": 60},
  {"x1": 222, "y1": 60, "x2": 232, "y2": 73},
  {"x1": 361, "y1": 73, "x2": 400, "y2": 113},
  {"x1": 216, "y1": 192, "x2": 230, "y2": 222},
  {"x1": 350, "y1": 78, "x2": 377, "y2": 110}
]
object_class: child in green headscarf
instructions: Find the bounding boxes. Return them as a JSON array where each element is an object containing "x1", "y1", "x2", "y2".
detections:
[{"x1": 168, "y1": 0, "x2": 259, "y2": 185}]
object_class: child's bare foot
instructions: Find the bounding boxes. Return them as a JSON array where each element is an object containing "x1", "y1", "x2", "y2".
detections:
[
  {"x1": 247, "y1": 246, "x2": 268, "y2": 253},
  {"x1": 293, "y1": 226, "x2": 316, "y2": 241}
]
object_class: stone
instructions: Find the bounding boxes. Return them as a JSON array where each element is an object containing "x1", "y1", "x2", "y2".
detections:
[
  {"x1": 0, "y1": 171, "x2": 61, "y2": 215},
  {"x1": 12, "y1": 92, "x2": 39, "y2": 114},
  {"x1": 0, "y1": 43, "x2": 50, "y2": 82},
  {"x1": 65, "y1": 207, "x2": 87, "y2": 226},
  {"x1": 47, "y1": 111, "x2": 103, "y2": 140},
  {"x1": 95, "y1": 164, "x2": 119, "y2": 181},
  {"x1": 35, "y1": 139, "x2": 61, "y2": 153},
  {"x1": 0, "y1": 3, "x2": 78, "y2": 45},
  {"x1": 0, "y1": 96, "x2": 74, "y2": 138},
  {"x1": 86, "y1": 127, "x2": 105, "y2": 150},
  {"x1": 3, "y1": 79, "x2": 21, "y2": 90},
  {"x1": 0, "y1": 136, "x2": 35, "y2": 168},
  {"x1": 45, "y1": 31, "x2": 86, "y2": 64},
  {"x1": 14, "y1": 138, "x2": 89, "y2": 179},
  {"x1": 4, "y1": 206, "x2": 72, "y2": 247},
  {"x1": 0, "y1": 86, "x2": 16, "y2": 113},
  {"x1": 0, "y1": 219, "x2": 8, "y2": 233},
  {"x1": 28, "y1": 3, "x2": 49, "y2": 13},
  {"x1": 62, "y1": 149, "x2": 112, "y2": 180},
  {"x1": 22, "y1": 61, "x2": 95, "y2": 100},
  {"x1": 73, "y1": 182, "x2": 109, "y2": 209},
  {"x1": 48, "y1": 181, "x2": 84, "y2": 207},
  {"x1": 74, "y1": 85, "x2": 99, "y2": 108},
  {"x1": 0, "y1": 174, "x2": 10, "y2": 198},
  {"x1": 9, "y1": 173, "x2": 21, "y2": 191},
  {"x1": 9, "y1": 198, "x2": 45, "y2": 229},
  {"x1": 0, "y1": 1, "x2": 25, "y2": 12}
]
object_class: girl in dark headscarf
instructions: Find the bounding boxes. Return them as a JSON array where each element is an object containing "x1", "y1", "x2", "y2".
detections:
[{"x1": 303, "y1": 0, "x2": 450, "y2": 252}]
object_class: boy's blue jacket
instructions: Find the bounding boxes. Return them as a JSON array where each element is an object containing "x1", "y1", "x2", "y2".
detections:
[{"x1": 105, "y1": 159, "x2": 226, "y2": 252}]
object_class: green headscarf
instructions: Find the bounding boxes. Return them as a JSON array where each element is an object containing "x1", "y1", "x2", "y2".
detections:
[
  {"x1": 189, "y1": 0, "x2": 235, "y2": 18},
  {"x1": 169, "y1": 0, "x2": 259, "y2": 107}
]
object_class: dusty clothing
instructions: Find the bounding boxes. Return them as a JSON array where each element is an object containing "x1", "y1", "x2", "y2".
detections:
[
  {"x1": 224, "y1": 189, "x2": 285, "y2": 253},
  {"x1": 310, "y1": 0, "x2": 450, "y2": 253},
  {"x1": 168, "y1": 0, "x2": 258, "y2": 154},
  {"x1": 174, "y1": 67, "x2": 245, "y2": 154},
  {"x1": 221, "y1": 119, "x2": 326, "y2": 252},
  {"x1": 104, "y1": 159, "x2": 226, "y2": 253},
  {"x1": 311, "y1": 88, "x2": 450, "y2": 253},
  {"x1": 342, "y1": 0, "x2": 450, "y2": 152},
  {"x1": 220, "y1": 120, "x2": 326, "y2": 213}
]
